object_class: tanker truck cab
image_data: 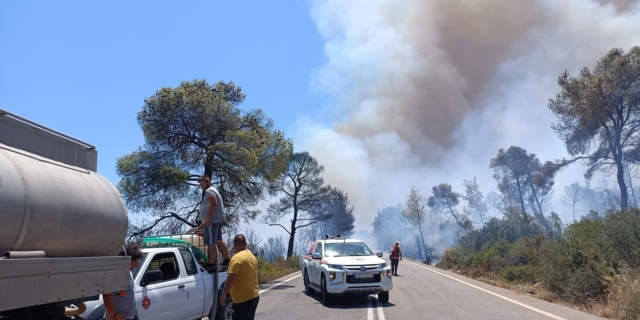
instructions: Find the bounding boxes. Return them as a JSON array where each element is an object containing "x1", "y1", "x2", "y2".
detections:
[{"x1": 81, "y1": 246, "x2": 228, "y2": 320}]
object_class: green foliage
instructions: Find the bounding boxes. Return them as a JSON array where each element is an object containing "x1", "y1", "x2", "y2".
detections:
[
  {"x1": 549, "y1": 46, "x2": 640, "y2": 210},
  {"x1": 603, "y1": 208, "x2": 640, "y2": 269},
  {"x1": 117, "y1": 80, "x2": 293, "y2": 227},
  {"x1": 541, "y1": 220, "x2": 611, "y2": 302}
]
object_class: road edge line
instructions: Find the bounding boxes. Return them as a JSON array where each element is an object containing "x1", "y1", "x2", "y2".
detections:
[
  {"x1": 259, "y1": 273, "x2": 302, "y2": 294},
  {"x1": 405, "y1": 261, "x2": 566, "y2": 320}
]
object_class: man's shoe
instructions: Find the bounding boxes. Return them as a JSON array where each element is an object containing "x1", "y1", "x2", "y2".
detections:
[
  {"x1": 221, "y1": 259, "x2": 231, "y2": 267},
  {"x1": 394, "y1": 273, "x2": 399, "y2": 276},
  {"x1": 206, "y1": 264, "x2": 217, "y2": 273}
]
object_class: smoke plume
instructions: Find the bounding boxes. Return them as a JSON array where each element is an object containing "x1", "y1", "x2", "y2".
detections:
[{"x1": 295, "y1": 0, "x2": 640, "y2": 232}]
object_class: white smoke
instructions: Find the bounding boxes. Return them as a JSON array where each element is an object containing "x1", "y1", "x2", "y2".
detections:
[{"x1": 294, "y1": 0, "x2": 640, "y2": 231}]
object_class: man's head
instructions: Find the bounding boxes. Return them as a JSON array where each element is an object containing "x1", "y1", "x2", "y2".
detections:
[
  {"x1": 198, "y1": 175, "x2": 211, "y2": 190},
  {"x1": 233, "y1": 234, "x2": 248, "y2": 252},
  {"x1": 119, "y1": 243, "x2": 144, "y2": 271}
]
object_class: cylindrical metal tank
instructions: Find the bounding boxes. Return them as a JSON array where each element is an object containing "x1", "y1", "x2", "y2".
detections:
[{"x1": 0, "y1": 143, "x2": 128, "y2": 258}]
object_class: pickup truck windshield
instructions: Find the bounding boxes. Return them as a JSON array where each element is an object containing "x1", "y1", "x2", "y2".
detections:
[{"x1": 324, "y1": 242, "x2": 374, "y2": 257}]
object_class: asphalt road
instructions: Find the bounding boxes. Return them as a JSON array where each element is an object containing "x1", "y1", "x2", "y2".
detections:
[{"x1": 254, "y1": 256, "x2": 604, "y2": 320}]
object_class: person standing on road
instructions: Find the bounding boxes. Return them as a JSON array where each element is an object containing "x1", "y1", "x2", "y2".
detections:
[
  {"x1": 198, "y1": 175, "x2": 231, "y2": 269},
  {"x1": 103, "y1": 243, "x2": 144, "y2": 320},
  {"x1": 390, "y1": 241, "x2": 402, "y2": 276},
  {"x1": 220, "y1": 234, "x2": 260, "y2": 320}
]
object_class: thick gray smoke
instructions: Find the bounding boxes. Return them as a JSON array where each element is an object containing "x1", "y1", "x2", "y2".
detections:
[{"x1": 294, "y1": 0, "x2": 640, "y2": 233}]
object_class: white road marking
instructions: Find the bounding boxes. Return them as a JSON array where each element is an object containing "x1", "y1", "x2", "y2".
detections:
[
  {"x1": 375, "y1": 295, "x2": 386, "y2": 320},
  {"x1": 259, "y1": 274, "x2": 302, "y2": 294},
  {"x1": 367, "y1": 296, "x2": 374, "y2": 320},
  {"x1": 405, "y1": 261, "x2": 566, "y2": 320}
]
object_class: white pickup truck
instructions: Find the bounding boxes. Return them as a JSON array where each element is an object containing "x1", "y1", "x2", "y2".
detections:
[
  {"x1": 301, "y1": 238, "x2": 393, "y2": 305},
  {"x1": 79, "y1": 247, "x2": 233, "y2": 320}
]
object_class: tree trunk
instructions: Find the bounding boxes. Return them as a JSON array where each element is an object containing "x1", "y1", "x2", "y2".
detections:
[
  {"x1": 287, "y1": 216, "x2": 296, "y2": 258},
  {"x1": 625, "y1": 164, "x2": 637, "y2": 208},
  {"x1": 515, "y1": 176, "x2": 527, "y2": 216},
  {"x1": 616, "y1": 158, "x2": 629, "y2": 210},
  {"x1": 417, "y1": 222, "x2": 428, "y2": 262}
]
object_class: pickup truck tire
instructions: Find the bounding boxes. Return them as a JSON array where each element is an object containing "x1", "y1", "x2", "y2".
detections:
[
  {"x1": 378, "y1": 291, "x2": 389, "y2": 303},
  {"x1": 321, "y1": 275, "x2": 333, "y2": 306},
  {"x1": 217, "y1": 294, "x2": 233, "y2": 320},
  {"x1": 303, "y1": 270, "x2": 315, "y2": 295}
]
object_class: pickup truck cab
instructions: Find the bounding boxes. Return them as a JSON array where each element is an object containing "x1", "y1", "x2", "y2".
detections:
[
  {"x1": 79, "y1": 247, "x2": 231, "y2": 320},
  {"x1": 301, "y1": 238, "x2": 393, "y2": 305}
]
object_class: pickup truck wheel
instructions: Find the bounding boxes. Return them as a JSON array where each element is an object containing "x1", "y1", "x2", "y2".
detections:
[
  {"x1": 303, "y1": 270, "x2": 315, "y2": 295},
  {"x1": 321, "y1": 275, "x2": 333, "y2": 306},
  {"x1": 217, "y1": 294, "x2": 234, "y2": 320},
  {"x1": 378, "y1": 291, "x2": 389, "y2": 303}
]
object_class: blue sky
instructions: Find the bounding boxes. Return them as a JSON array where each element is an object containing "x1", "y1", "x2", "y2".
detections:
[
  {"x1": 4, "y1": 1, "x2": 640, "y2": 240},
  {"x1": 1, "y1": 1, "x2": 327, "y2": 183}
]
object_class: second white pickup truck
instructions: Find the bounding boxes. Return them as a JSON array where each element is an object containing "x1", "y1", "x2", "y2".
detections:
[
  {"x1": 301, "y1": 237, "x2": 393, "y2": 306},
  {"x1": 79, "y1": 247, "x2": 232, "y2": 320}
]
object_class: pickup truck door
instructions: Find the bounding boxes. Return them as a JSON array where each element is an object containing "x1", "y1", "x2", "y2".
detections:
[
  {"x1": 311, "y1": 242, "x2": 323, "y2": 285},
  {"x1": 178, "y1": 248, "x2": 208, "y2": 320},
  {"x1": 136, "y1": 250, "x2": 188, "y2": 320}
]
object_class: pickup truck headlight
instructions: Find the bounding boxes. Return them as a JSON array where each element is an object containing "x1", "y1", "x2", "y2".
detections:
[
  {"x1": 327, "y1": 264, "x2": 344, "y2": 270},
  {"x1": 379, "y1": 263, "x2": 388, "y2": 268}
]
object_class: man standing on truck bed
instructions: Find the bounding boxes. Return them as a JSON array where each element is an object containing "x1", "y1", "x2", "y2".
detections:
[
  {"x1": 220, "y1": 234, "x2": 260, "y2": 320},
  {"x1": 198, "y1": 175, "x2": 231, "y2": 269},
  {"x1": 103, "y1": 244, "x2": 143, "y2": 320}
]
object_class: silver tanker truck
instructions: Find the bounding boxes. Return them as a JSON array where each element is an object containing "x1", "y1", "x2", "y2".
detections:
[{"x1": 0, "y1": 109, "x2": 131, "y2": 319}]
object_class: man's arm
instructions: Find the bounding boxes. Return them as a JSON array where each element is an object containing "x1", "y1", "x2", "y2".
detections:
[
  {"x1": 220, "y1": 273, "x2": 237, "y2": 306},
  {"x1": 102, "y1": 294, "x2": 117, "y2": 319}
]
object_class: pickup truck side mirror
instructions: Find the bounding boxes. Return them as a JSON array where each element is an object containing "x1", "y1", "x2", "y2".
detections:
[
  {"x1": 376, "y1": 251, "x2": 383, "y2": 257},
  {"x1": 312, "y1": 253, "x2": 321, "y2": 259},
  {"x1": 141, "y1": 270, "x2": 162, "y2": 286}
]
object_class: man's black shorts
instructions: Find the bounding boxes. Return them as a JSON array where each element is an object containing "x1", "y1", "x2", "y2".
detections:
[{"x1": 232, "y1": 296, "x2": 259, "y2": 320}]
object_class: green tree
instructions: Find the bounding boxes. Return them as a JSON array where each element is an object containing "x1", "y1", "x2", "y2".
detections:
[
  {"x1": 462, "y1": 177, "x2": 488, "y2": 227},
  {"x1": 490, "y1": 146, "x2": 557, "y2": 234},
  {"x1": 117, "y1": 80, "x2": 292, "y2": 233},
  {"x1": 402, "y1": 186, "x2": 430, "y2": 262},
  {"x1": 549, "y1": 46, "x2": 640, "y2": 210},
  {"x1": 321, "y1": 187, "x2": 356, "y2": 238},
  {"x1": 263, "y1": 152, "x2": 333, "y2": 258},
  {"x1": 427, "y1": 183, "x2": 472, "y2": 233}
]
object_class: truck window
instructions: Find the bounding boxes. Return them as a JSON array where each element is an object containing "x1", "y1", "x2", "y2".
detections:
[
  {"x1": 132, "y1": 253, "x2": 148, "y2": 279},
  {"x1": 313, "y1": 242, "x2": 323, "y2": 256},
  {"x1": 145, "y1": 252, "x2": 180, "y2": 282},
  {"x1": 179, "y1": 248, "x2": 198, "y2": 276}
]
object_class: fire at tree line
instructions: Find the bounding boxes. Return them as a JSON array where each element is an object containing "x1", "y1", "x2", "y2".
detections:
[{"x1": 121, "y1": 47, "x2": 640, "y2": 317}]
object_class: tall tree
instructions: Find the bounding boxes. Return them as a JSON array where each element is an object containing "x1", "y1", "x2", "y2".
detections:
[
  {"x1": 549, "y1": 46, "x2": 640, "y2": 210},
  {"x1": 117, "y1": 80, "x2": 293, "y2": 233},
  {"x1": 263, "y1": 152, "x2": 333, "y2": 258},
  {"x1": 490, "y1": 146, "x2": 557, "y2": 234},
  {"x1": 561, "y1": 182, "x2": 585, "y2": 222},
  {"x1": 321, "y1": 187, "x2": 356, "y2": 237},
  {"x1": 427, "y1": 183, "x2": 471, "y2": 232},
  {"x1": 462, "y1": 177, "x2": 488, "y2": 226},
  {"x1": 402, "y1": 187, "x2": 430, "y2": 262}
]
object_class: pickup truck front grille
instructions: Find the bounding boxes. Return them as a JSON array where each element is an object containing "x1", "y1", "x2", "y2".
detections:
[
  {"x1": 344, "y1": 264, "x2": 379, "y2": 271},
  {"x1": 347, "y1": 274, "x2": 381, "y2": 283}
]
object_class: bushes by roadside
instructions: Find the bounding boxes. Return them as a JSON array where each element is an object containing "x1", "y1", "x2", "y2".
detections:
[
  {"x1": 436, "y1": 208, "x2": 640, "y2": 319},
  {"x1": 257, "y1": 255, "x2": 301, "y2": 284}
]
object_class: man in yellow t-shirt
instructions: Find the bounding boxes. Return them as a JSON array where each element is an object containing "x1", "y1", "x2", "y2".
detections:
[{"x1": 220, "y1": 234, "x2": 260, "y2": 320}]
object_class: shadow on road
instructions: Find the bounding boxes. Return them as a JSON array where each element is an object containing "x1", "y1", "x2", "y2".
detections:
[{"x1": 305, "y1": 292, "x2": 396, "y2": 309}]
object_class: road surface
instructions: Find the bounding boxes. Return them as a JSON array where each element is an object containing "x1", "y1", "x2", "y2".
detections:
[{"x1": 254, "y1": 256, "x2": 603, "y2": 320}]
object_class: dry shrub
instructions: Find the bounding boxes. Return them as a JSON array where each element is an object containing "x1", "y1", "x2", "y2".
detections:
[
  {"x1": 603, "y1": 270, "x2": 640, "y2": 320},
  {"x1": 257, "y1": 255, "x2": 301, "y2": 284}
]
